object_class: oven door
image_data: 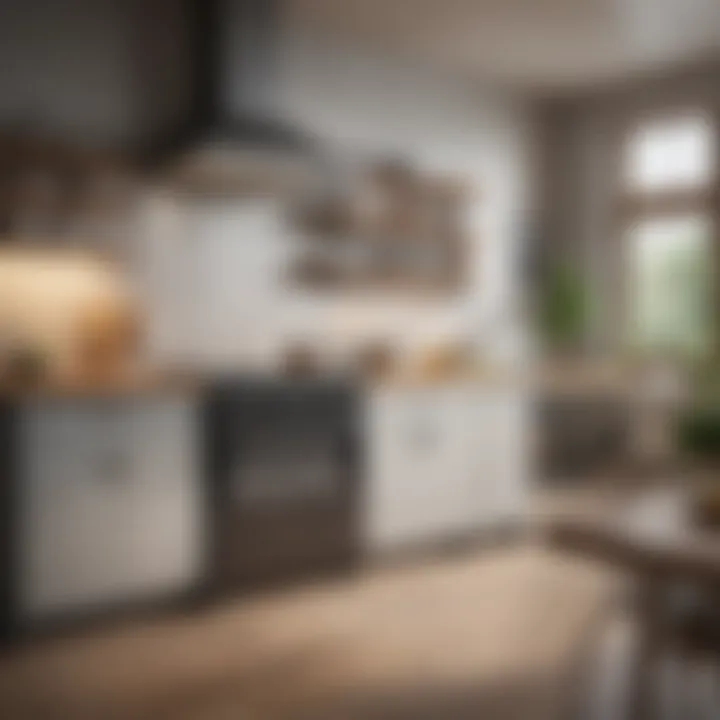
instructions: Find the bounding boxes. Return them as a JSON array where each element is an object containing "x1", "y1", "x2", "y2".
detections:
[{"x1": 206, "y1": 383, "x2": 359, "y2": 589}]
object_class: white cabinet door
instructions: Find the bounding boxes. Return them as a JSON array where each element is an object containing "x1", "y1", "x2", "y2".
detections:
[
  {"x1": 366, "y1": 390, "x2": 425, "y2": 550},
  {"x1": 492, "y1": 393, "x2": 530, "y2": 521},
  {"x1": 468, "y1": 390, "x2": 529, "y2": 527},
  {"x1": 435, "y1": 390, "x2": 477, "y2": 534},
  {"x1": 19, "y1": 396, "x2": 202, "y2": 621},
  {"x1": 365, "y1": 388, "x2": 476, "y2": 552},
  {"x1": 20, "y1": 401, "x2": 136, "y2": 619},
  {"x1": 123, "y1": 397, "x2": 204, "y2": 599}
]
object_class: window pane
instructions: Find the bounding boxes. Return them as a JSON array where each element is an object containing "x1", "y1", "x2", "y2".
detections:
[
  {"x1": 628, "y1": 215, "x2": 712, "y2": 356},
  {"x1": 624, "y1": 114, "x2": 714, "y2": 192}
]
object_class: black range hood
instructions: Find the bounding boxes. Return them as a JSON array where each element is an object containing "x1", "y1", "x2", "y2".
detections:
[{"x1": 162, "y1": 0, "x2": 321, "y2": 193}]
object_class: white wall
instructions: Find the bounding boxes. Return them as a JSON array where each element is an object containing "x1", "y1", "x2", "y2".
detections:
[{"x1": 140, "y1": 29, "x2": 537, "y2": 370}]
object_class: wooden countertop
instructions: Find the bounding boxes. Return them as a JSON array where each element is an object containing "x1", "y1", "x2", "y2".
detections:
[
  {"x1": 0, "y1": 372, "x2": 200, "y2": 399},
  {"x1": 0, "y1": 363, "x2": 640, "y2": 398}
]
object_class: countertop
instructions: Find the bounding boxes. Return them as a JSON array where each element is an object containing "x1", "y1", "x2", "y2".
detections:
[
  {"x1": 0, "y1": 371, "x2": 200, "y2": 400},
  {"x1": 0, "y1": 362, "x2": 644, "y2": 399}
]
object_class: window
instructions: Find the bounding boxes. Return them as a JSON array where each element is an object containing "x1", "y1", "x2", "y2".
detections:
[
  {"x1": 624, "y1": 113, "x2": 715, "y2": 193},
  {"x1": 628, "y1": 215, "x2": 712, "y2": 355},
  {"x1": 622, "y1": 111, "x2": 716, "y2": 357}
]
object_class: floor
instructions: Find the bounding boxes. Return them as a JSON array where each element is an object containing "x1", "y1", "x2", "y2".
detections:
[{"x1": 0, "y1": 542, "x2": 616, "y2": 720}]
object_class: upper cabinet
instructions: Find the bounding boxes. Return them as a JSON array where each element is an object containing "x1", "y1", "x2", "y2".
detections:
[
  {"x1": 0, "y1": 0, "x2": 190, "y2": 252},
  {"x1": 0, "y1": 133, "x2": 142, "y2": 256},
  {"x1": 0, "y1": 0, "x2": 186, "y2": 151}
]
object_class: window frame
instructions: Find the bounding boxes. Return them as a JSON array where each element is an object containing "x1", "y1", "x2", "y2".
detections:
[{"x1": 617, "y1": 106, "x2": 719, "y2": 358}]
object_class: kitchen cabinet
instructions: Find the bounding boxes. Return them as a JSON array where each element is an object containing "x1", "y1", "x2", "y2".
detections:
[
  {"x1": 468, "y1": 389, "x2": 530, "y2": 523},
  {"x1": 3, "y1": 393, "x2": 203, "y2": 627},
  {"x1": 364, "y1": 385, "x2": 529, "y2": 553},
  {"x1": 537, "y1": 395, "x2": 629, "y2": 483}
]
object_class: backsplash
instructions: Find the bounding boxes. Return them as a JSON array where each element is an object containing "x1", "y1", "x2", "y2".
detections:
[
  {"x1": 136, "y1": 197, "x2": 487, "y2": 373},
  {"x1": 0, "y1": 249, "x2": 137, "y2": 380}
]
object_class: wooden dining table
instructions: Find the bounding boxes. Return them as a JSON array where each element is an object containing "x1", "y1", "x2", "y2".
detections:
[{"x1": 547, "y1": 488, "x2": 720, "y2": 719}]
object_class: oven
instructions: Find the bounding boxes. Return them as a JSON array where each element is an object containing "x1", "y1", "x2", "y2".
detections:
[{"x1": 203, "y1": 379, "x2": 361, "y2": 591}]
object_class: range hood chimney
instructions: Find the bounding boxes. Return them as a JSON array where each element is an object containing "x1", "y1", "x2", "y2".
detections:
[{"x1": 163, "y1": 0, "x2": 321, "y2": 194}]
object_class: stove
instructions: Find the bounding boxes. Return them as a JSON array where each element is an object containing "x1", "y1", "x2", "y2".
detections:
[{"x1": 203, "y1": 378, "x2": 361, "y2": 591}]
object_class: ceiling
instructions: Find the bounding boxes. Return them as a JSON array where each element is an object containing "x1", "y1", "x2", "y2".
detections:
[{"x1": 289, "y1": 0, "x2": 720, "y2": 92}]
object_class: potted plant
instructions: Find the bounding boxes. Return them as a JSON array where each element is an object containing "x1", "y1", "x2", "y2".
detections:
[
  {"x1": 536, "y1": 262, "x2": 591, "y2": 381},
  {"x1": 677, "y1": 359, "x2": 720, "y2": 526}
]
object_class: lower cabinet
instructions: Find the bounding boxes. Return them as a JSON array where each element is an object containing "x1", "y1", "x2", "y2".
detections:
[
  {"x1": 364, "y1": 386, "x2": 529, "y2": 553},
  {"x1": 537, "y1": 395, "x2": 630, "y2": 482},
  {"x1": 15, "y1": 395, "x2": 204, "y2": 624},
  {"x1": 470, "y1": 390, "x2": 530, "y2": 524},
  {"x1": 1, "y1": 383, "x2": 528, "y2": 627}
]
